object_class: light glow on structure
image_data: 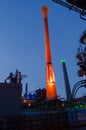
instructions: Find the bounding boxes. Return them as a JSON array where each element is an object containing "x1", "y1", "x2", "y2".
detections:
[
  {"x1": 47, "y1": 83, "x2": 57, "y2": 99},
  {"x1": 28, "y1": 103, "x2": 31, "y2": 107},
  {"x1": 41, "y1": 6, "x2": 57, "y2": 100},
  {"x1": 46, "y1": 63, "x2": 57, "y2": 99},
  {"x1": 23, "y1": 99, "x2": 27, "y2": 103},
  {"x1": 46, "y1": 64, "x2": 55, "y2": 84},
  {"x1": 61, "y1": 59, "x2": 66, "y2": 63}
]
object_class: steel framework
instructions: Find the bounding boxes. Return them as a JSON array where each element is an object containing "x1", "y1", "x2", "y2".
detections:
[
  {"x1": 52, "y1": 0, "x2": 86, "y2": 20},
  {"x1": 72, "y1": 79, "x2": 86, "y2": 98}
]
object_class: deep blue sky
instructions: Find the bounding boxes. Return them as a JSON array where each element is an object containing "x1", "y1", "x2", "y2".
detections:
[{"x1": 0, "y1": 0, "x2": 86, "y2": 99}]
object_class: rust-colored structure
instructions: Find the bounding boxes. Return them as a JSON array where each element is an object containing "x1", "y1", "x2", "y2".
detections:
[{"x1": 41, "y1": 6, "x2": 57, "y2": 100}]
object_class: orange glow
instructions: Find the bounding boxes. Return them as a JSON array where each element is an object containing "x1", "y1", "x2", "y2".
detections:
[
  {"x1": 46, "y1": 63, "x2": 55, "y2": 84},
  {"x1": 41, "y1": 6, "x2": 52, "y2": 63},
  {"x1": 46, "y1": 82, "x2": 57, "y2": 99},
  {"x1": 46, "y1": 64, "x2": 57, "y2": 99},
  {"x1": 41, "y1": 6, "x2": 57, "y2": 100},
  {"x1": 23, "y1": 99, "x2": 27, "y2": 103},
  {"x1": 28, "y1": 103, "x2": 31, "y2": 107},
  {"x1": 62, "y1": 103, "x2": 65, "y2": 107}
]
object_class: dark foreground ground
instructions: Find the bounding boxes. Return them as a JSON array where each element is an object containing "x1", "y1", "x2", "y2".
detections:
[{"x1": 0, "y1": 112, "x2": 86, "y2": 130}]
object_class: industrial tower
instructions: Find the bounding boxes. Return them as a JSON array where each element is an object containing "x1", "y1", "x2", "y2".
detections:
[{"x1": 41, "y1": 6, "x2": 57, "y2": 100}]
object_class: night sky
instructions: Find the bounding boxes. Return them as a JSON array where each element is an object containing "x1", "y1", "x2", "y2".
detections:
[{"x1": 0, "y1": 0, "x2": 86, "y2": 99}]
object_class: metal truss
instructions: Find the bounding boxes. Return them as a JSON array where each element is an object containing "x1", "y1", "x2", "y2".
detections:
[{"x1": 52, "y1": 0, "x2": 86, "y2": 20}]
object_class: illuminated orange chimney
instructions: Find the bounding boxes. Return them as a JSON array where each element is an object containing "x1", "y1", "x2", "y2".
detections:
[{"x1": 41, "y1": 6, "x2": 57, "y2": 100}]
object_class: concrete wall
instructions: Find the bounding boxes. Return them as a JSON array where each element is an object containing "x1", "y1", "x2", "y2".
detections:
[{"x1": 0, "y1": 83, "x2": 22, "y2": 116}]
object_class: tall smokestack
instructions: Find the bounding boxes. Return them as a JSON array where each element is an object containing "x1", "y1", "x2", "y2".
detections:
[
  {"x1": 61, "y1": 59, "x2": 72, "y2": 100},
  {"x1": 41, "y1": 6, "x2": 57, "y2": 100}
]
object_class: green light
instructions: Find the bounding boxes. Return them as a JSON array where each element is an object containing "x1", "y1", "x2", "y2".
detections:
[
  {"x1": 61, "y1": 59, "x2": 66, "y2": 63},
  {"x1": 80, "y1": 104, "x2": 83, "y2": 108},
  {"x1": 75, "y1": 104, "x2": 84, "y2": 109},
  {"x1": 75, "y1": 105, "x2": 79, "y2": 109}
]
